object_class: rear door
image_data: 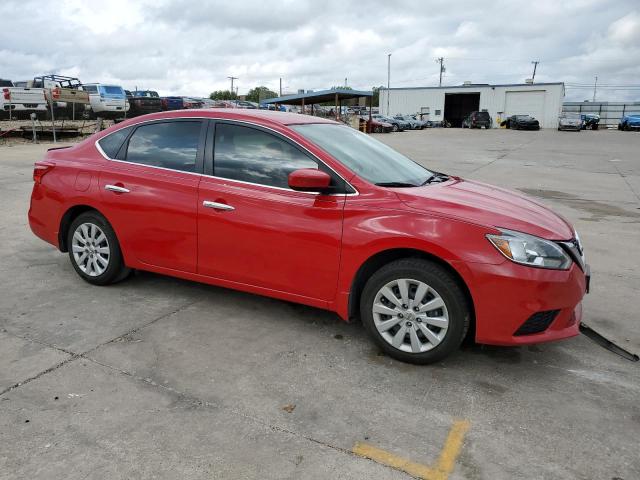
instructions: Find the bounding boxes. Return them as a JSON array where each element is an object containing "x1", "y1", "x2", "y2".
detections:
[
  {"x1": 98, "y1": 119, "x2": 206, "y2": 273},
  {"x1": 197, "y1": 121, "x2": 347, "y2": 302}
]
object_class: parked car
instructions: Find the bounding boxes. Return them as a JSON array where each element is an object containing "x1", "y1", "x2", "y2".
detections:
[
  {"x1": 233, "y1": 100, "x2": 259, "y2": 109},
  {"x1": 618, "y1": 113, "x2": 640, "y2": 131},
  {"x1": 461, "y1": 111, "x2": 492, "y2": 129},
  {"x1": 0, "y1": 80, "x2": 48, "y2": 119},
  {"x1": 373, "y1": 114, "x2": 408, "y2": 132},
  {"x1": 210, "y1": 100, "x2": 237, "y2": 108},
  {"x1": 503, "y1": 115, "x2": 540, "y2": 130},
  {"x1": 361, "y1": 115, "x2": 393, "y2": 133},
  {"x1": 161, "y1": 96, "x2": 184, "y2": 111},
  {"x1": 394, "y1": 115, "x2": 423, "y2": 130},
  {"x1": 125, "y1": 90, "x2": 163, "y2": 117},
  {"x1": 81, "y1": 83, "x2": 129, "y2": 119},
  {"x1": 580, "y1": 114, "x2": 600, "y2": 130},
  {"x1": 558, "y1": 112, "x2": 583, "y2": 132},
  {"x1": 28, "y1": 110, "x2": 589, "y2": 364}
]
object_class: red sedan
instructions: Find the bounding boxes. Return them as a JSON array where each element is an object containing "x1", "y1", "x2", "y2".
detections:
[{"x1": 29, "y1": 110, "x2": 589, "y2": 364}]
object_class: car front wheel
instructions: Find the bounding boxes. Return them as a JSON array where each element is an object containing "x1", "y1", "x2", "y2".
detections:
[
  {"x1": 67, "y1": 211, "x2": 131, "y2": 285},
  {"x1": 360, "y1": 258, "x2": 470, "y2": 364}
]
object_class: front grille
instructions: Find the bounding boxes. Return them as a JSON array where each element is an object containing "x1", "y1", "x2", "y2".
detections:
[{"x1": 514, "y1": 310, "x2": 560, "y2": 336}]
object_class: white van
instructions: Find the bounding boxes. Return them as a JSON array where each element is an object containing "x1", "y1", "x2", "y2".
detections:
[{"x1": 81, "y1": 84, "x2": 129, "y2": 118}]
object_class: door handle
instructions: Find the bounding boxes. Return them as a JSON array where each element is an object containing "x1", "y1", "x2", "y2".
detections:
[
  {"x1": 105, "y1": 184, "x2": 130, "y2": 193},
  {"x1": 203, "y1": 200, "x2": 234, "y2": 211}
]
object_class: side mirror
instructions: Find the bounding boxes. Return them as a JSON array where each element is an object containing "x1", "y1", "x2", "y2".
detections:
[{"x1": 288, "y1": 168, "x2": 331, "y2": 193}]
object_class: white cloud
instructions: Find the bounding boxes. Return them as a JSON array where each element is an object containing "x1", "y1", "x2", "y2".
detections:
[{"x1": 1, "y1": 0, "x2": 639, "y2": 101}]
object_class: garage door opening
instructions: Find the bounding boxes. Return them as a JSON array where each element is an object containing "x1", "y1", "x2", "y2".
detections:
[{"x1": 444, "y1": 93, "x2": 480, "y2": 127}]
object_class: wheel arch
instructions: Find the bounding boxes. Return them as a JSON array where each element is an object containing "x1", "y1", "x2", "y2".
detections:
[
  {"x1": 347, "y1": 248, "x2": 475, "y2": 335},
  {"x1": 58, "y1": 204, "x2": 108, "y2": 252}
]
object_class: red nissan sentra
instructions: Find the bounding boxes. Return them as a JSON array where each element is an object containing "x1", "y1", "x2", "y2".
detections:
[{"x1": 29, "y1": 110, "x2": 590, "y2": 364}]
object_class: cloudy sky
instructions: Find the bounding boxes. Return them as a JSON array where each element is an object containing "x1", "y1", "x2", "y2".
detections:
[{"x1": 2, "y1": 0, "x2": 639, "y2": 101}]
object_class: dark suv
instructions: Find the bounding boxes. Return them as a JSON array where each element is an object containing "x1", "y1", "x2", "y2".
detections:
[{"x1": 462, "y1": 111, "x2": 492, "y2": 129}]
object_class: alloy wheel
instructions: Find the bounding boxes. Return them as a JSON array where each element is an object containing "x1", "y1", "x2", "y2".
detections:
[
  {"x1": 71, "y1": 222, "x2": 110, "y2": 277},
  {"x1": 372, "y1": 278, "x2": 449, "y2": 353}
]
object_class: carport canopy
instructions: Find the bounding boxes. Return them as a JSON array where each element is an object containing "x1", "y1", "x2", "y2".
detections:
[{"x1": 261, "y1": 88, "x2": 374, "y2": 122}]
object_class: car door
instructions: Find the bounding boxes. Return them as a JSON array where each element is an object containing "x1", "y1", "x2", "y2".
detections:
[
  {"x1": 197, "y1": 120, "x2": 348, "y2": 302},
  {"x1": 98, "y1": 119, "x2": 206, "y2": 273}
]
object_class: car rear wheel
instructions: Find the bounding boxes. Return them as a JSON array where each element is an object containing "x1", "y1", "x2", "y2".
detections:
[
  {"x1": 67, "y1": 212, "x2": 131, "y2": 285},
  {"x1": 360, "y1": 258, "x2": 470, "y2": 364},
  {"x1": 374, "y1": 125, "x2": 382, "y2": 133}
]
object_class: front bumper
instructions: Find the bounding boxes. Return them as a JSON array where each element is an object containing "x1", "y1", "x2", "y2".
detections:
[{"x1": 454, "y1": 259, "x2": 588, "y2": 346}]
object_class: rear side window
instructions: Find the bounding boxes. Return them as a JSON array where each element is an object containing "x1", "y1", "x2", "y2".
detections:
[
  {"x1": 97, "y1": 127, "x2": 132, "y2": 158},
  {"x1": 83, "y1": 85, "x2": 98, "y2": 93},
  {"x1": 213, "y1": 123, "x2": 317, "y2": 189},
  {"x1": 125, "y1": 121, "x2": 201, "y2": 173}
]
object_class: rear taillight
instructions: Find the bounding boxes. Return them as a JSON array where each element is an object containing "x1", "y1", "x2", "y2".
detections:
[
  {"x1": 2, "y1": 88, "x2": 9, "y2": 100},
  {"x1": 33, "y1": 162, "x2": 55, "y2": 184}
]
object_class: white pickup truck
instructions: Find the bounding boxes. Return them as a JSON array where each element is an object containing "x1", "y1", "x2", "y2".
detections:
[{"x1": 0, "y1": 79, "x2": 48, "y2": 118}]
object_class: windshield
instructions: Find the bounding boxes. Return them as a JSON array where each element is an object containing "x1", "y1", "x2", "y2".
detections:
[
  {"x1": 562, "y1": 113, "x2": 581, "y2": 119},
  {"x1": 291, "y1": 124, "x2": 432, "y2": 186}
]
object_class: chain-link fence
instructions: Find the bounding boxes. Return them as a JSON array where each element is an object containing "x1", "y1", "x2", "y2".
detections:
[{"x1": 563, "y1": 102, "x2": 640, "y2": 127}]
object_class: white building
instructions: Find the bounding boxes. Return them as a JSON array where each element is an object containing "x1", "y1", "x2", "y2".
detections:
[{"x1": 380, "y1": 82, "x2": 565, "y2": 128}]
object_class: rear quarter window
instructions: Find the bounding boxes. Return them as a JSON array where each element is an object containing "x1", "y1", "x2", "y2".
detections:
[
  {"x1": 83, "y1": 85, "x2": 98, "y2": 93},
  {"x1": 97, "y1": 127, "x2": 132, "y2": 158}
]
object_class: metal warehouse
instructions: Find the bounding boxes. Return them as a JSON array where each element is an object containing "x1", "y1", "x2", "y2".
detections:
[{"x1": 380, "y1": 82, "x2": 565, "y2": 128}]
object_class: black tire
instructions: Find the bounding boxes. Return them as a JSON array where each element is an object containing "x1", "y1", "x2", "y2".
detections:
[
  {"x1": 392, "y1": 124, "x2": 399, "y2": 132},
  {"x1": 374, "y1": 125, "x2": 382, "y2": 133},
  {"x1": 360, "y1": 258, "x2": 470, "y2": 365},
  {"x1": 67, "y1": 211, "x2": 131, "y2": 285}
]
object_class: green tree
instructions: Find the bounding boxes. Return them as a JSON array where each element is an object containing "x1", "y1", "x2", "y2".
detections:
[
  {"x1": 209, "y1": 90, "x2": 237, "y2": 100},
  {"x1": 246, "y1": 86, "x2": 279, "y2": 103},
  {"x1": 371, "y1": 86, "x2": 383, "y2": 107}
]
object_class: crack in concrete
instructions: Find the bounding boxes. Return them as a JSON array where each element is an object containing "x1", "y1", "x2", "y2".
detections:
[
  {"x1": 0, "y1": 300, "x2": 199, "y2": 397},
  {"x1": 83, "y1": 355, "x2": 416, "y2": 479}
]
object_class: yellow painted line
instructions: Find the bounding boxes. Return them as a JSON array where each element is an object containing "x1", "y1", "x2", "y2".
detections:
[{"x1": 352, "y1": 419, "x2": 470, "y2": 480}]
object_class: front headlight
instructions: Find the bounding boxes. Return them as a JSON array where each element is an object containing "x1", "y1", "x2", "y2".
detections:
[{"x1": 487, "y1": 229, "x2": 572, "y2": 270}]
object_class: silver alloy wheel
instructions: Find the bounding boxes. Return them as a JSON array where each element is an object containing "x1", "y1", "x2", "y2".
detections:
[
  {"x1": 71, "y1": 223, "x2": 110, "y2": 277},
  {"x1": 372, "y1": 278, "x2": 449, "y2": 353}
]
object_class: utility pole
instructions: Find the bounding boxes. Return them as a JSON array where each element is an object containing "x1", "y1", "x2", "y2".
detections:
[
  {"x1": 593, "y1": 76, "x2": 598, "y2": 102},
  {"x1": 531, "y1": 61, "x2": 539, "y2": 82},
  {"x1": 279, "y1": 77, "x2": 282, "y2": 96},
  {"x1": 344, "y1": 77, "x2": 348, "y2": 87},
  {"x1": 436, "y1": 57, "x2": 445, "y2": 87},
  {"x1": 227, "y1": 76, "x2": 238, "y2": 94},
  {"x1": 387, "y1": 53, "x2": 391, "y2": 115}
]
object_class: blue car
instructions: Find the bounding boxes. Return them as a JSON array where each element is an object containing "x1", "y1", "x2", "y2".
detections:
[{"x1": 618, "y1": 113, "x2": 640, "y2": 131}]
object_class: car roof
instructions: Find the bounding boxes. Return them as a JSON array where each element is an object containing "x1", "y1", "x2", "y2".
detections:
[{"x1": 111, "y1": 109, "x2": 340, "y2": 129}]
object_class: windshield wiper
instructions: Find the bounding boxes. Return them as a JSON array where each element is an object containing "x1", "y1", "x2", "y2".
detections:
[
  {"x1": 374, "y1": 182, "x2": 419, "y2": 188},
  {"x1": 422, "y1": 172, "x2": 450, "y2": 185}
]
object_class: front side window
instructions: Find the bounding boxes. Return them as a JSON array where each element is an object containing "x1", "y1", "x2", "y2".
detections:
[
  {"x1": 214, "y1": 123, "x2": 317, "y2": 189},
  {"x1": 125, "y1": 121, "x2": 201, "y2": 173}
]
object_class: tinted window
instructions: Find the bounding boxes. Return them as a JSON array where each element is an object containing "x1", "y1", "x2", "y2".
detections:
[
  {"x1": 214, "y1": 124, "x2": 317, "y2": 188},
  {"x1": 125, "y1": 121, "x2": 201, "y2": 172},
  {"x1": 100, "y1": 85, "x2": 124, "y2": 96},
  {"x1": 83, "y1": 85, "x2": 98, "y2": 93},
  {"x1": 98, "y1": 127, "x2": 132, "y2": 158}
]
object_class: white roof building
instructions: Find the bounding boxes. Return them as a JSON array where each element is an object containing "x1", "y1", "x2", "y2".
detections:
[{"x1": 379, "y1": 82, "x2": 565, "y2": 128}]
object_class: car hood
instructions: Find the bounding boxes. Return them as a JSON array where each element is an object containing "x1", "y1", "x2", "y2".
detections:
[{"x1": 395, "y1": 177, "x2": 574, "y2": 240}]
